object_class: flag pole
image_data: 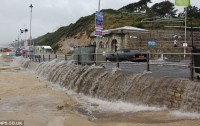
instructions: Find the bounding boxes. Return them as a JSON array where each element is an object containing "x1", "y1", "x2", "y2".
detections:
[
  {"x1": 95, "y1": 0, "x2": 100, "y2": 64},
  {"x1": 185, "y1": 7, "x2": 187, "y2": 43},
  {"x1": 184, "y1": 7, "x2": 187, "y2": 58}
]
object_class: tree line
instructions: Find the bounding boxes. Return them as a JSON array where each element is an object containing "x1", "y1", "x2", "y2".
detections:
[{"x1": 120, "y1": 0, "x2": 200, "y2": 19}]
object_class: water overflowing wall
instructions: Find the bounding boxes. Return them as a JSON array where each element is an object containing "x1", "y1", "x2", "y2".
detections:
[{"x1": 14, "y1": 57, "x2": 200, "y2": 113}]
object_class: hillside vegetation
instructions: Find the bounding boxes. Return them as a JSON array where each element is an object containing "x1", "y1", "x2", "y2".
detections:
[{"x1": 33, "y1": 1, "x2": 200, "y2": 53}]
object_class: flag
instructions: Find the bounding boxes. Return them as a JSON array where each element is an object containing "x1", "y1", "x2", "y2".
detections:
[{"x1": 175, "y1": 0, "x2": 190, "y2": 6}]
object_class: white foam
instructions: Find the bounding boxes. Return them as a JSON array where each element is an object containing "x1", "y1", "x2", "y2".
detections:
[
  {"x1": 61, "y1": 89, "x2": 165, "y2": 113},
  {"x1": 170, "y1": 110, "x2": 200, "y2": 119},
  {"x1": 84, "y1": 98, "x2": 166, "y2": 113}
]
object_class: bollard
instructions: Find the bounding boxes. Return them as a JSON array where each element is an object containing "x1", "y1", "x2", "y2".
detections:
[
  {"x1": 49, "y1": 55, "x2": 50, "y2": 61},
  {"x1": 65, "y1": 55, "x2": 67, "y2": 61}
]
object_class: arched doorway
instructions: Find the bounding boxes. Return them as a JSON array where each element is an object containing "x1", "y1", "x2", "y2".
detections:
[
  {"x1": 99, "y1": 41, "x2": 104, "y2": 48},
  {"x1": 93, "y1": 42, "x2": 96, "y2": 45},
  {"x1": 111, "y1": 39, "x2": 117, "y2": 52}
]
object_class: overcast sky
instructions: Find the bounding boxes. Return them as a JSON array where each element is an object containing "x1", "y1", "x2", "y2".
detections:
[{"x1": 0, "y1": 0, "x2": 199, "y2": 46}]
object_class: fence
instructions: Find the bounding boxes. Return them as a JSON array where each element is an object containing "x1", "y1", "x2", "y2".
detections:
[
  {"x1": 71, "y1": 52, "x2": 200, "y2": 80},
  {"x1": 22, "y1": 54, "x2": 72, "y2": 62}
]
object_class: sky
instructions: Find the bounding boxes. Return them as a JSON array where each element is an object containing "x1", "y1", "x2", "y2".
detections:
[{"x1": 0, "y1": 0, "x2": 199, "y2": 46}]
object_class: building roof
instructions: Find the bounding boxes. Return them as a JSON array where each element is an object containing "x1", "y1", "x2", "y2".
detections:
[
  {"x1": 43, "y1": 46, "x2": 52, "y2": 49},
  {"x1": 109, "y1": 26, "x2": 149, "y2": 32},
  {"x1": 36, "y1": 46, "x2": 52, "y2": 49},
  {"x1": 91, "y1": 26, "x2": 149, "y2": 37}
]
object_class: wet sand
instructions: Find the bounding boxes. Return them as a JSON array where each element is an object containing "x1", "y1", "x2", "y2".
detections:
[{"x1": 0, "y1": 52, "x2": 200, "y2": 126}]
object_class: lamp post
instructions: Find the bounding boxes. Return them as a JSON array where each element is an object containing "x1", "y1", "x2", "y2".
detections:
[
  {"x1": 20, "y1": 29, "x2": 28, "y2": 47},
  {"x1": 98, "y1": 0, "x2": 100, "y2": 11},
  {"x1": 14, "y1": 40, "x2": 17, "y2": 48},
  {"x1": 29, "y1": 4, "x2": 33, "y2": 47},
  {"x1": 17, "y1": 29, "x2": 24, "y2": 48},
  {"x1": 24, "y1": 29, "x2": 28, "y2": 46}
]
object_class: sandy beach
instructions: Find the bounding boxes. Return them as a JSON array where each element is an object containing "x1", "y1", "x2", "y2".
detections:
[{"x1": 1, "y1": 52, "x2": 200, "y2": 126}]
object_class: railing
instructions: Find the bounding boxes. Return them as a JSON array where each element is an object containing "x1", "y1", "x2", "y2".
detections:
[
  {"x1": 22, "y1": 52, "x2": 200, "y2": 81},
  {"x1": 22, "y1": 54, "x2": 73, "y2": 62}
]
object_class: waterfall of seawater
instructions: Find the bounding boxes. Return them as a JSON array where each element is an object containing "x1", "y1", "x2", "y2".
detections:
[{"x1": 13, "y1": 57, "x2": 200, "y2": 113}]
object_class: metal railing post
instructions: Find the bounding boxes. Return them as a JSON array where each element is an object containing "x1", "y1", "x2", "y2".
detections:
[
  {"x1": 43, "y1": 55, "x2": 45, "y2": 61},
  {"x1": 116, "y1": 53, "x2": 119, "y2": 68},
  {"x1": 147, "y1": 53, "x2": 150, "y2": 71},
  {"x1": 33, "y1": 54, "x2": 35, "y2": 62},
  {"x1": 65, "y1": 55, "x2": 67, "y2": 61},
  {"x1": 94, "y1": 53, "x2": 96, "y2": 65},
  {"x1": 190, "y1": 54, "x2": 194, "y2": 80},
  {"x1": 55, "y1": 55, "x2": 57, "y2": 59},
  {"x1": 49, "y1": 55, "x2": 50, "y2": 61},
  {"x1": 77, "y1": 54, "x2": 79, "y2": 65}
]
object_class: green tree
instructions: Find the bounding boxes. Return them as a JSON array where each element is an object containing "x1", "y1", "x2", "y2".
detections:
[
  {"x1": 119, "y1": 0, "x2": 152, "y2": 13},
  {"x1": 136, "y1": 0, "x2": 152, "y2": 12},
  {"x1": 151, "y1": 1, "x2": 177, "y2": 18},
  {"x1": 187, "y1": 5, "x2": 200, "y2": 19}
]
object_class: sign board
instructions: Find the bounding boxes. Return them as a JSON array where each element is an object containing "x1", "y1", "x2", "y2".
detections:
[
  {"x1": 183, "y1": 42, "x2": 187, "y2": 47},
  {"x1": 148, "y1": 41, "x2": 156, "y2": 46},
  {"x1": 130, "y1": 36, "x2": 137, "y2": 39},
  {"x1": 69, "y1": 43, "x2": 74, "y2": 47},
  {"x1": 24, "y1": 41, "x2": 27, "y2": 47},
  {"x1": 95, "y1": 11, "x2": 103, "y2": 37}
]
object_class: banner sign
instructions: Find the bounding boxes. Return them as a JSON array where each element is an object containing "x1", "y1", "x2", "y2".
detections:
[
  {"x1": 175, "y1": 0, "x2": 190, "y2": 6},
  {"x1": 183, "y1": 42, "x2": 187, "y2": 47},
  {"x1": 95, "y1": 11, "x2": 103, "y2": 37},
  {"x1": 24, "y1": 41, "x2": 27, "y2": 47}
]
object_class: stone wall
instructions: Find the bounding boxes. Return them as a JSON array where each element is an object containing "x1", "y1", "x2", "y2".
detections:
[
  {"x1": 125, "y1": 30, "x2": 200, "y2": 60},
  {"x1": 164, "y1": 81, "x2": 186, "y2": 109},
  {"x1": 128, "y1": 30, "x2": 200, "y2": 49}
]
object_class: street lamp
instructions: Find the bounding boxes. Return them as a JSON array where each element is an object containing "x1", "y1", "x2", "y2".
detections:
[
  {"x1": 17, "y1": 29, "x2": 24, "y2": 48},
  {"x1": 29, "y1": 4, "x2": 33, "y2": 47},
  {"x1": 19, "y1": 29, "x2": 28, "y2": 47}
]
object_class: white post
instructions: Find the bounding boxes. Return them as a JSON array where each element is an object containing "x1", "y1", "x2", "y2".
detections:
[
  {"x1": 96, "y1": 0, "x2": 100, "y2": 48},
  {"x1": 184, "y1": 7, "x2": 187, "y2": 58},
  {"x1": 96, "y1": 0, "x2": 100, "y2": 63},
  {"x1": 29, "y1": 4, "x2": 33, "y2": 47},
  {"x1": 98, "y1": 0, "x2": 100, "y2": 11}
]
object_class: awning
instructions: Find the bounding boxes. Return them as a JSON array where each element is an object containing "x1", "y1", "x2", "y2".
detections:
[{"x1": 43, "y1": 46, "x2": 52, "y2": 50}]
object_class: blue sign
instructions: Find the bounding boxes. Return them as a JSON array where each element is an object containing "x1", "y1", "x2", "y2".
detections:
[
  {"x1": 95, "y1": 11, "x2": 103, "y2": 37},
  {"x1": 148, "y1": 41, "x2": 156, "y2": 46}
]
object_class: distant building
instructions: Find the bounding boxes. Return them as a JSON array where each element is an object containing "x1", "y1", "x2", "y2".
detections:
[{"x1": 90, "y1": 26, "x2": 149, "y2": 52}]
